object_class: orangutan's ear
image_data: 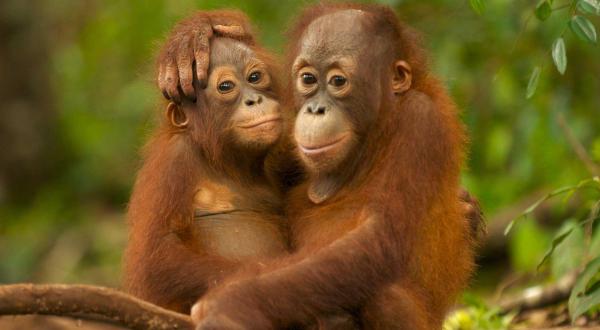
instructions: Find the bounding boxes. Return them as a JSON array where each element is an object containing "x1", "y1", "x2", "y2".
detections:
[
  {"x1": 391, "y1": 60, "x2": 412, "y2": 94},
  {"x1": 166, "y1": 102, "x2": 189, "y2": 128}
]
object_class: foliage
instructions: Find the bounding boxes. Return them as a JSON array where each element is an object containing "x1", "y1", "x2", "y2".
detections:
[
  {"x1": 569, "y1": 256, "x2": 600, "y2": 321},
  {"x1": 552, "y1": 37, "x2": 567, "y2": 75},
  {"x1": 444, "y1": 295, "x2": 514, "y2": 330},
  {"x1": 518, "y1": 0, "x2": 600, "y2": 98},
  {"x1": 485, "y1": 1, "x2": 600, "y2": 319},
  {"x1": 505, "y1": 176, "x2": 600, "y2": 320},
  {"x1": 526, "y1": 66, "x2": 542, "y2": 99}
]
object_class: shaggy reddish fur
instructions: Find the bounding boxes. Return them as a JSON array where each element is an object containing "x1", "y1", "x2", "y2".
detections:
[
  {"x1": 123, "y1": 11, "x2": 286, "y2": 313},
  {"x1": 192, "y1": 3, "x2": 475, "y2": 329}
]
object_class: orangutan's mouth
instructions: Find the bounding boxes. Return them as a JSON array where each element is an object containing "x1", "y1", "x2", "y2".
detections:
[
  {"x1": 299, "y1": 134, "x2": 348, "y2": 155},
  {"x1": 239, "y1": 116, "x2": 282, "y2": 129}
]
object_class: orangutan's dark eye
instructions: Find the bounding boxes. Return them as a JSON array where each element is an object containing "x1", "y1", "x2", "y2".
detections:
[
  {"x1": 218, "y1": 81, "x2": 235, "y2": 93},
  {"x1": 301, "y1": 72, "x2": 317, "y2": 85},
  {"x1": 248, "y1": 71, "x2": 262, "y2": 84},
  {"x1": 329, "y1": 75, "x2": 347, "y2": 87}
]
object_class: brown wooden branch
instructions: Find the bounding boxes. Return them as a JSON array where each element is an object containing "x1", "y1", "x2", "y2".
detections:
[
  {"x1": 0, "y1": 284, "x2": 194, "y2": 330},
  {"x1": 499, "y1": 272, "x2": 577, "y2": 313}
]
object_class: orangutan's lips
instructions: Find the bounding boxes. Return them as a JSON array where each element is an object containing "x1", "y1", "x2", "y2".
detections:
[
  {"x1": 299, "y1": 134, "x2": 348, "y2": 155},
  {"x1": 239, "y1": 116, "x2": 281, "y2": 129}
]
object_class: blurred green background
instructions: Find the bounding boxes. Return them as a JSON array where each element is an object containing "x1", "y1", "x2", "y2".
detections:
[{"x1": 0, "y1": 0, "x2": 598, "y2": 307}]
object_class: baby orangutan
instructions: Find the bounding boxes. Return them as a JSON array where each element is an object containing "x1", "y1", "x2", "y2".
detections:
[{"x1": 124, "y1": 36, "x2": 289, "y2": 313}]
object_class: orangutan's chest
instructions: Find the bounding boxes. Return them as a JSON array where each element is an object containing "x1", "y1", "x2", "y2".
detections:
[
  {"x1": 291, "y1": 205, "x2": 364, "y2": 250},
  {"x1": 189, "y1": 181, "x2": 288, "y2": 260}
]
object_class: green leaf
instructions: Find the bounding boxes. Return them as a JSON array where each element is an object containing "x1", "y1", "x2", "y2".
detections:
[
  {"x1": 578, "y1": 0, "x2": 600, "y2": 15},
  {"x1": 526, "y1": 66, "x2": 541, "y2": 99},
  {"x1": 509, "y1": 219, "x2": 552, "y2": 272},
  {"x1": 551, "y1": 220, "x2": 585, "y2": 278},
  {"x1": 524, "y1": 196, "x2": 546, "y2": 214},
  {"x1": 537, "y1": 222, "x2": 576, "y2": 271},
  {"x1": 569, "y1": 257, "x2": 600, "y2": 321},
  {"x1": 536, "y1": 0, "x2": 553, "y2": 21},
  {"x1": 526, "y1": 179, "x2": 600, "y2": 214},
  {"x1": 590, "y1": 215, "x2": 600, "y2": 259},
  {"x1": 469, "y1": 0, "x2": 485, "y2": 15},
  {"x1": 504, "y1": 219, "x2": 516, "y2": 236},
  {"x1": 506, "y1": 178, "x2": 600, "y2": 236},
  {"x1": 552, "y1": 38, "x2": 568, "y2": 74},
  {"x1": 570, "y1": 15, "x2": 598, "y2": 44}
]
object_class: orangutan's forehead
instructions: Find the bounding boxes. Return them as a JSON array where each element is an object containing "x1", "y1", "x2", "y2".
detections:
[
  {"x1": 299, "y1": 10, "x2": 369, "y2": 59},
  {"x1": 210, "y1": 38, "x2": 254, "y2": 72}
]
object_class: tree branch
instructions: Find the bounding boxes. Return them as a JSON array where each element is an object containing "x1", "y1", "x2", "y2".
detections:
[
  {"x1": 499, "y1": 271, "x2": 577, "y2": 313},
  {"x1": 0, "y1": 284, "x2": 193, "y2": 330}
]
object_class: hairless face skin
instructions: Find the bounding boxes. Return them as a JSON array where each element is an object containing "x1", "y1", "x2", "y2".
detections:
[
  {"x1": 205, "y1": 38, "x2": 282, "y2": 150},
  {"x1": 293, "y1": 11, "x2": 367, "y2": 170},
  {"x1": 292, "y1": 10, "x2": 412, "y2": 203}
]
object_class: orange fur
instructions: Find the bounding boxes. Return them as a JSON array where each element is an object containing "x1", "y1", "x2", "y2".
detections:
[
  {"x1": 193, "y1": 4, "x2": 475, "y2": 329},
  {"x1": 123, "y1": 13, "x2": 290, "y2": 312}
]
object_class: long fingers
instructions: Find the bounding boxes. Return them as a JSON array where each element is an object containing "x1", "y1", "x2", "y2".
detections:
[
  {"x1": 213, "y1": 24, "x2": 246, "y2": 39},
  {"x1": 194, "y1": 26, "x2": 213, "y2": 88},
  {"x1": 164, "y1": 57, "x2": 181, "y2": 104},
  {"x1": 177, "y1": 34, "x2": 195, "y2": 100},
  {"x1": 159, "y1": 19, "x2": 239, "y2": 101},
  {"x1": 459, "y1": 188, "x2": 470, "y2": 202},
  {"x1": 158, "y1": 62, "x2": 170, "y2": 100}
]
